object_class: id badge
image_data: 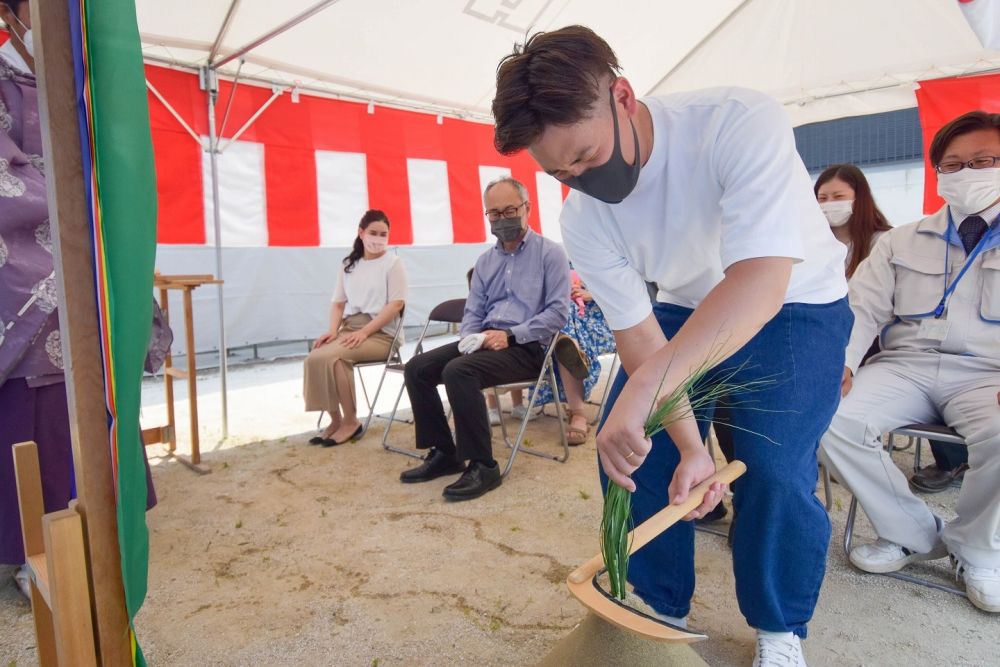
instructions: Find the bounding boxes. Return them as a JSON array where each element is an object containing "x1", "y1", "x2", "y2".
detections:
[{"x1": 918, "y1": 317, "x2": 951, "y2": 342}]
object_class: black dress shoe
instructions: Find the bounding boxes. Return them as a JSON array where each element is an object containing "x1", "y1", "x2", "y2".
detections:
[
  {"x1": 909, "y1": 463, "x2": 968, "y2": 493},
  {"x1": 321, "y1": 424, "x2": 364, "y2": 448},
  {"x1": 443, "y1": 460, "x2": 501, "y2": 501},
  {"x1": 399, "y1": 448, "x2": 465, "y2": 483},
  {"x1": 308, "y1": 436, "x2": 325, "y2": 445}
]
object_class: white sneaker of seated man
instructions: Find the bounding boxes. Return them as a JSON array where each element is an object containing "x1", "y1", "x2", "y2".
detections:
[
  {"x1": 849, "y1": 538, "x2": 949, "y2": 574},
  {"x1": 952, "y1": 555, "x2": 1000, "y2": 613},
  {"x1": 849, "y1": 515, "x2": 947, "y2": 574}
]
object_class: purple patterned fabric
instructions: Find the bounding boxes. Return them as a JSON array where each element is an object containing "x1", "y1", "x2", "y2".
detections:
[{"x1": 0, "y1": 53, "x2": 61, "y2": 385}]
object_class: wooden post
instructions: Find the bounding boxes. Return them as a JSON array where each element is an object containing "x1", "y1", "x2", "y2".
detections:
[
  {"x1": 44, "y1": 509, "x2": 100, "y2": 666},
  {"x1": 160, "y1": 286, "x2": 177, "y2": 454},
  {"x1": 183, "y1": 288, "x2": 201, "y2": 464},
  {"x1": 30, "y1": 2, "x2": 132, "y2": 664}
]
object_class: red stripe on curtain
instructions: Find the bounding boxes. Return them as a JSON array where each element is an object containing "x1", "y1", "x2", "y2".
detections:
[
  {"x1": 915, "y1": 72, "x2": 1000, "y2": 214},
  {"x1": 266, "y1": 145, "x2": 319, "y2": 246}
]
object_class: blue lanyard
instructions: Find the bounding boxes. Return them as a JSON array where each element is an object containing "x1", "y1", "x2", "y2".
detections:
[{"x1": 933, "y1": 211, "x2": 1000, "y2": 318}]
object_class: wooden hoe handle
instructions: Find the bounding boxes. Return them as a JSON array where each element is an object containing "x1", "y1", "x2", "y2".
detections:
[{"x1": 569, "y1": 461, "x2": 747, "y2": 584}]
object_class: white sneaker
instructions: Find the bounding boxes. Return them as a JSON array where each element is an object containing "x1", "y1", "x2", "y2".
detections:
[
  {"x1": 487, "y1": 408, "x2": 501, "y2": 426},
  {"x1": 511, "y1": 404, "x2": 542, "y2": 421},
  {"x1": 753, "y1": 632, "x2": 806, "y2": 667},
  {"x1": 952, "y1": 556, "x2": 1000, "y2": 613},
  {"x1": 849, "y1": 538, "x2": 947, "y2": 574},
  {"x1": 13, "y1": 564, "x2": 30, "y2": 599}
]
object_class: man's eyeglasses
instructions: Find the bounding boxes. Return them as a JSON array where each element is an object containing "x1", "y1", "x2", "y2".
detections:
[
  {"x1": 935, "y1": 156, "x2": 1000, "y2": 174},
  {"x1": 485, "y1": 201, "x2": 526, "y2": 221}
]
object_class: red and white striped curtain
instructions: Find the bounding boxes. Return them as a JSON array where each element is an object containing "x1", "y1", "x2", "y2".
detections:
[{"x1": 147, "y1": 66, "x2": 567, "y2": 248}]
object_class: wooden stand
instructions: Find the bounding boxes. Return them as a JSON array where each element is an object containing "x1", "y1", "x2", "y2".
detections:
[
  {"x1": 14, "y1": 442, "x2": 98, "y2": 667},
  {"x1": 142, "y1": 273, "x2": 221, "y2": 474}
]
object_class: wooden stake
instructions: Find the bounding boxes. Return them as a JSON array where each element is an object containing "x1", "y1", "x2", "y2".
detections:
[{"x1": 30, "y1": 2, "x2": 132, "y2": 664}]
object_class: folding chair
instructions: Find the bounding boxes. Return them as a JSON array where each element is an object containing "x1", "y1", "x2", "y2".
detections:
[
  {"x1": 314, "y1": 307, "x2": 407, "y2": 438},
  {"x1": 493, "y1": 339, "x2": 570, "y2": 478},
  {"x1": 587, "y1": 350, "x2": 620, "y2": 426},
  {"x1": 842, "y1": 422, "x2": 967, "y2": 596},
  {"x1": 381, "y1": 298, "x2": 467, "y2": 459}
]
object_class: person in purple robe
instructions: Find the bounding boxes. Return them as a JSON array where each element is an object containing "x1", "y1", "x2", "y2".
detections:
[
  {"x1": 0, "y1": 0, "x2": 78, "y2": 599},
  {"x1": 1, "y1": 0, "x2": 157, "y2": 598}
]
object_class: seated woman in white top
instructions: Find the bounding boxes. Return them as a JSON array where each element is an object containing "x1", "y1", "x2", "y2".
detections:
[
  {"x1": 814, "y1": 163, "x2": 892, "y2": 279},
  {"x1": 304, "y1": 210, "x2": 407, "y2": 446}
]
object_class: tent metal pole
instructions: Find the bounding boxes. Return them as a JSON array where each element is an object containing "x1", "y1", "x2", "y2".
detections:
[
  {"x1": 203, "y1": 66, "x2": 230, "y2": 440},
  {"x1": 217, "y1": 57, "x2": 245, "y2": 140},
  {"x1": 218, "y1": 86, "x2": 284, "y2": 153},
  {"x1": 208, "y1": 0, "x2": 242, "y2": 64},
  {"x1": 145, "y1": 79, "x2": 202, "y2": 145},
  {"x1": 211, "y1": 0, "x2": 341, "y2": 70},
  {"x1": 143, "y1": 53, "x2": 495, "y2": 122}
]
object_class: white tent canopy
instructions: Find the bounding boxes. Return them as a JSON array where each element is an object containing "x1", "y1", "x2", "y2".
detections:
[{"x1": 138, "y1": 0, "x2": 1000, "y2": 126}]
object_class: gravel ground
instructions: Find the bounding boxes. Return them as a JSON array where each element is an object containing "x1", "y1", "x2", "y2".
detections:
[{"x1": 1, "y1": 355, "x2": 997, "y2": 666}]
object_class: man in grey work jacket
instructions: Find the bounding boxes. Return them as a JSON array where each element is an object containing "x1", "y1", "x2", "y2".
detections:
[
  {"x1": 400, "y1": 176, "x2": 570, "y2": 501},
  {"x1": 821, "y1": 111, "x2": 1000, "y2": 614}
]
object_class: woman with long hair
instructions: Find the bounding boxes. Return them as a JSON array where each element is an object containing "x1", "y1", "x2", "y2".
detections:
[
  {"x1": 699, "y1": 175, "x2": 891, "y2": 525},
  {"x1": 814, "y1": 163, "x2": 892, "y2": 278},
  {"x1": 303, "y1": 210, "x2": 407, "y2": 446}
]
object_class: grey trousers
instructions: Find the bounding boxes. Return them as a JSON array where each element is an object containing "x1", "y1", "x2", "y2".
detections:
[{"x1": 820, "y1": 350, "x2": 1000, "y2": 567}]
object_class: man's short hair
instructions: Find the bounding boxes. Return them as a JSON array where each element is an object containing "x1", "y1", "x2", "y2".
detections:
[
  {"x1": 929, "y1": 110, "x2": 1000, "y2": 166},
  {"x1": 492, "y1": 25, "x2": 620, "y2": 155},
  {"x1": 483, "y1": 175, "x2": 529, "y2": 202}
]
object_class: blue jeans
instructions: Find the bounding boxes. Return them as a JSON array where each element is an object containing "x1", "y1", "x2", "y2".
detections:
[{"x1": 599, "y1": 298, "x2": 852, "y2": 636}]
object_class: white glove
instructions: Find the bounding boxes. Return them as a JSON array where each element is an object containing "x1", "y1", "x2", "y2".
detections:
[{"x1": 458, "y1": 333, "x2": 486, "y2": 355}]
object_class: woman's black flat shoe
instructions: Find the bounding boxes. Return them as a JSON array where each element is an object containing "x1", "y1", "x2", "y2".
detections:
[
  {"x1": 309, "y1": 436, "x2": 325, "y2": 445},
  {"x1": 321, "y1": 424, "x2": 363, "y2": 447}
]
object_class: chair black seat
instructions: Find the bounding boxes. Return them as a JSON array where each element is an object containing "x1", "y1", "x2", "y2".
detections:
[{"x1": 428, "y1": 298, "x2": 467, "y2": 324}]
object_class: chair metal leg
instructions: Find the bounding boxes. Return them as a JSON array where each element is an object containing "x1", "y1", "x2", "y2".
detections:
[
  {"x1": 380, "y1": 381, "x2": 424, "y2": 460},
  {"x1": 500, "y1": 358, "x2": 570, "y2": 478},
  {"x1": 821, "y1": 463, "x2": 833, "y2": 511},
  {"x1": 360, "y1": 361, "x2": 395, "y2": 437},
  {"x1": 913, "y1": 436, "x2": 923, "y2": 472},
  {"x1": 590, "y1": 353, "x2": 619, "y2": 426}
]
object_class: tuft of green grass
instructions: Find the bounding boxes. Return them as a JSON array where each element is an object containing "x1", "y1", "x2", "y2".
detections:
[
  {"x1": 578, "y1": 489, "x2": 591, "y2": 501},
  {"x1": 600, "y1": 350, "x2": 774, "y2": 601},
  {"x1": 235, "y1": 519, "x2": 243, "y2": 529}
]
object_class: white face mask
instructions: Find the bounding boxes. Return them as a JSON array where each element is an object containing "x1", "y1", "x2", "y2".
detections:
[
  {"x1": 9, "y1": 12, "x2": 32, "y2": 58},
  {"x1": 820, "y1": 200, "x2": 853, "y2": 227},
  {"x1": 937, "y1": 167, "x2": 1000, "y2": 216},
  {"x1": 362, "y1": 234, "x2": 387, "y2": 254}
]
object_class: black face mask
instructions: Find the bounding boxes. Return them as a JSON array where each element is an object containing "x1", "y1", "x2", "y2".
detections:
[
  {"x1": 558, "y1": 89, "x2": 641, "y2": 204},
  {"x1": 491, "y1": 217, "x2": 524, "y2": 243}
]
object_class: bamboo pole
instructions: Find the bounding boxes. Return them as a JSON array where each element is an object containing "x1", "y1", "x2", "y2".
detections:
[{"x1": 31, "y1": 1, "x2": 132, "y2": 664}]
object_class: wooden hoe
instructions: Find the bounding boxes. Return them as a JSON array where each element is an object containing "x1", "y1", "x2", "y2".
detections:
[{"x1": 567, "y1": 461, "x2": 747, "y2": 643}]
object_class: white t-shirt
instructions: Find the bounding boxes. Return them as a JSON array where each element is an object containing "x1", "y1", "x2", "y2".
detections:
[
  {"x1": 560, "y1": 87, "x2": 847, "y2": 330},
  {"x1": 332, "y1": 253, "x2": 408, "y2": 336}
]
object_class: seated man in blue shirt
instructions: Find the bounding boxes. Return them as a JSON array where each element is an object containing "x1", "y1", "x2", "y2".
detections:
[{"x1": 401, "y1": 176, "x2": 570, "y2": 500}]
